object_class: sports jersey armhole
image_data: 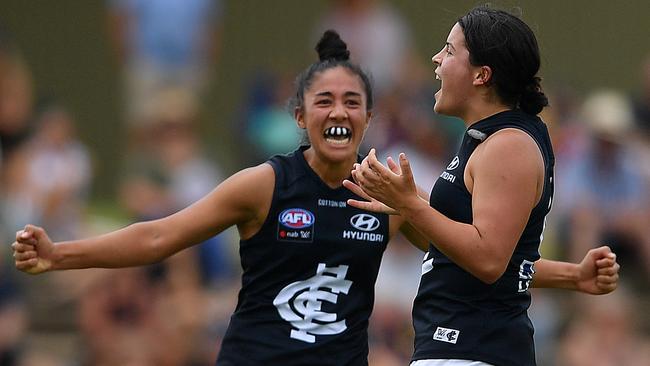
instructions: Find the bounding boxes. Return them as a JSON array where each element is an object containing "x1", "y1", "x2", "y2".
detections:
[{"x1": 253, "y1": 160, "x2": 282, "y2": 235}]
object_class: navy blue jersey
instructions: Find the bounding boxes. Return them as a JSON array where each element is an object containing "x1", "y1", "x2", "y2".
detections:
[
  {"x1": 411, "y1": 110, "x2": 555, "y2": 366},
  {"x1": 216, "y1": 146, "x2": 390, "y2": 366}
]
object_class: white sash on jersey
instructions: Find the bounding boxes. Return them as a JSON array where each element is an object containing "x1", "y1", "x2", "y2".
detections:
[{"x1": 411, "y1": 360, "x2": 494, "y2": 366}]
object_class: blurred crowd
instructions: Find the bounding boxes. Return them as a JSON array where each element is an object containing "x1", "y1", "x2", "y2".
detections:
[{"x1": 1, "y1": 1, "x2": 649, "y2": 365}]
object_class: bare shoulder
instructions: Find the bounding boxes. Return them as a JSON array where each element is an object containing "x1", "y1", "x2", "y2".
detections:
[
  {"x1": 468, "y1": 127, "x2": 544, "y2": 202},
  {"x1": 229, "y1": 162, "x2": 275, "y2": 186},
  {"x1": 223, "y1": 163, "x2": 275, "y2": 207},
  {"x1": 474, "y1": 128, "x2": 543, "y2": 172},
  {"x1": 222, "y1": 163, "x2": 276, "y2": 238}
]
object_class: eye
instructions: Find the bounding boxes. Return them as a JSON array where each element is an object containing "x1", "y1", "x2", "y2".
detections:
[
  {"x1": 346, "y1": 99, "x2": 361, "y2": 107},
  {"x1": 315, "y1": 98, "x2": 332, "y2": 106},
  {"x1": 445, "y1": 44, "x2": 453, "y2": 55}
]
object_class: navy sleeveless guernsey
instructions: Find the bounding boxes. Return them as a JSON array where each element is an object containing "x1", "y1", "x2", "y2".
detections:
[
  {"x1": 411, "y1": 110, "x2": 555, "y2": 366},
  {"x1": 216, "y1": 146, "x2": 390, "y2": 365}
]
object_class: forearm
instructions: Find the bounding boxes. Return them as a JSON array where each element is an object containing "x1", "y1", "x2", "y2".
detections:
[
  {"x1": 51, "y1": 221, "x2": 171, "y2": 270},
  {"x1": 400, "y1": 186, "x2": 433, "y2": 252},
  {"x1": 531, "y1": 258, "x2": 579, "y2": 290},
  {"x1": 399, "y1": 198, "x2": 501, "y2": 282}
]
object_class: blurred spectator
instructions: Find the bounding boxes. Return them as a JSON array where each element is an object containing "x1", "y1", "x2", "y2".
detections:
[
  {"x1": 106, "y1": 0, "x2": 224, "y2": 143},
  {"x1": 370, "y1": 237, "x2": 419, "y2": 365},
  {"x1": 112, "y1": 159, "x2": 213, "y2": 365},
  {"x1": 0, "y1": 26, "x2": 30, "y2": 366},
  {"x1": 30, "y1": 101, "x2": 90, "y2": 239},
  {"x1": 313, "y1": 0, "x2": 418, "y2": 96},
  {"x1": 239, "y1": 71, "x2": 301, "y2": 163},
  {"x1": 629, "y1": 54, "x2": 650, "y2": 183},
  {"x1": 0, "y1": 40, "x2": 35, "y2": 241},
  {"x1": 237, "y1": 70, "x2": 302, "y2": 164},
  {"x1": 151, "y1": 87, "x2": 236, "y2": 286},
  {"x1": 558, "y1": 89, "x2": 650, "y2": 284},
  {"x1": 632, "y1": 53, "x2": 650, "y2": 138},
  {"x1": 556, "y1": 287, "x2": 650, "y2": 366},
  {"x1": 78, "y1": 268, "x2": 188, "y2": 366},
  {"x1": 0, "y1": 255, "x2": 27, "y2": 366},
  {"x1": 0, "y1": 37, "x2": 33, "y2": 162}
]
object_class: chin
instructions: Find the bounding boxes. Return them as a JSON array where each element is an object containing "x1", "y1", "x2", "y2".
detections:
[{"x1": 324, "y1": 144, "x2": 357, "y2": 161}]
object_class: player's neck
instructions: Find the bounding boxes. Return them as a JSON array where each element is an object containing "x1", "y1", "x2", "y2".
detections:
[{"x1": 303, "y1": 149, "x2": 356, "y2": 189}]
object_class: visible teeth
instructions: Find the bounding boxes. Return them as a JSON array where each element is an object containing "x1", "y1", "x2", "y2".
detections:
[
  {"x1": 325, "y1": 126, "x2": 350, "y2": 136},
  {"x1": 435, "y1": 74, "x2": 441, "y2": 80}
]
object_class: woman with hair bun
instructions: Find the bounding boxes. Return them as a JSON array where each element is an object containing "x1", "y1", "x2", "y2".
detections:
[
  {"x1": 11, "y1": 29, "x2": 426, "y2": 365},
  {"x1": 346, "y1": 6, "x2": 619, "y2": 366}
]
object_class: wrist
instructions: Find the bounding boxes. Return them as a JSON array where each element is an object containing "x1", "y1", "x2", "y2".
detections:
[
  {"x1": 396, "y1": 194, "x2": 427, "y2": 220},
  {"x1": 48, "y1": 242, "x2": 63, "y2": 271},
  {"x1": 566, "y1": 262, "x2": 581, "y2": 290}
]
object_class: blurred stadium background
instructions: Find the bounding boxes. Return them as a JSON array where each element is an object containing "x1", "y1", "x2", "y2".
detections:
[{"x1": 0, "y1": 0, "x2": 649, "y2": 365}]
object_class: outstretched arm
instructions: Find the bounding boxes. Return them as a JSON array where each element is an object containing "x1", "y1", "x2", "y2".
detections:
[
  {"x1": 12, "y1": 164, "x2": 274, "y2": 274},
  {"x1": 532, "y1": 246, "x2": 619, "y2": 294}
]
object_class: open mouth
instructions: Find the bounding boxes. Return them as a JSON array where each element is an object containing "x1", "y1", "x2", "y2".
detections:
[{"x1": 323, "y1": 126, "x2": 351, "y2": 145}]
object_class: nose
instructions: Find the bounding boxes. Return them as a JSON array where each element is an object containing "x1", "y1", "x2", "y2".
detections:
[
  {"x1": 431, "y1": 48, "x2": 444, "y2": 67},
  {"x1": 329, "y1": 101, "x2": 348, "y2": 120}
]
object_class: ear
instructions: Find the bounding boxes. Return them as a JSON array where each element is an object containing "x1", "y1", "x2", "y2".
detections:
[
  {"x1": 294, "y1": 107, "x2": 306, "y2": 129},
  {"x1": 364, "y1": 111, "x2": 373, "y2": 131},
  {"x1": 473, "y1": 66, "x2": 492, "y2": 86}
]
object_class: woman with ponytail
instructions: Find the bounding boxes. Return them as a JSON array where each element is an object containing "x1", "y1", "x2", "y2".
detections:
[{"x1": 346, "y1": 6, "x2": 619, "y2": 366}]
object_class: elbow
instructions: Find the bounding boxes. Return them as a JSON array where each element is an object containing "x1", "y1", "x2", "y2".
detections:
[
  {"x1": 473, "y1": 262, "x2": 508, "y2": 285},
  {"x1": 132, "y1": 222, "x2": 169, "y2": 264}
]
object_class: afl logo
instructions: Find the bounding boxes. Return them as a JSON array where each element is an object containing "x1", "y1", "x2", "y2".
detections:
[
  {"x1": 279, "y1": 208, "x2": 315, "y2": 229},
  {"x1": 447, "y1": 156, "x2": 460, "y2": 170},
  {"x1": 350, "y1": 213, "x2": 380, "y2": 231}
]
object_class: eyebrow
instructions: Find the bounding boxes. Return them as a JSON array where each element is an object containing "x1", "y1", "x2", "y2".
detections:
[
  {"x1": 315, "y1": 91, "x2": 363, "y2": 98},
  {"x1": 446, "y1": 42, "x2": 456, "y2": 51}
]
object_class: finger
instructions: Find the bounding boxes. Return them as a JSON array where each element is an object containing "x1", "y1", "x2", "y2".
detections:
[
  {"x1": 399, "y1": 153, "x2": 414, "y2": 180},
  {"x1": 590, "y1": 245, "x2": 613, "y2": 258},
  {"x1": 596, "y1": 282, "x2": 617, "y2": 293},
  {"x1": 597, "y1": 273, "x2": 619, "y2": 285},
  {"x1": 598, "y1": 261, "x2": 620, "y2": 275},
  {"x1": 12, "y1": 242, "x2": 36, "y2": 253},
  {"x1": 366, "y1": 149, "x2": 392, "y2": 176},
  {"x1": 596, "y1": 254, "x2": 617, "y2": 268},
  {"x1": 15, "y1": 258, "x2": 39, "y2": 271},
  {"x1": 360, "y1": 155, "x2": 370, "y2": 170},
  {"x1": 346, "y1": 199, "x2": 376, "y2": 211},
  {"x1": 19, "y1": 224, "x2": 43, "y2": 242},
  {"x1": 343, "y1": 179, "x2": 374, "y2": 201},
  {"x1": 14, "y1": 250, "x2": 37, "y2": 261},
  {"x1": 386, "y1": 156, "x2": 401, "y2": 175},
  {"x1": 595, "y1": 256, "x2": 614, "y2": 267},
  {"x1": 16, "y1": 235, "x2": 38, "y2": 246},
  {"x1": 351, "y1": 169, "x2": 369, "y2": 188},
  {"x1": 16, "y1": 229, "x2": 31, "y2": 241}
]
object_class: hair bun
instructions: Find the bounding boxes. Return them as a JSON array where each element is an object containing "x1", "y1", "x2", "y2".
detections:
[
  {"x1": 316, "y1": 30, "x2": 350, "y2": 62},
  {"x1": 519, "y1": 76, "x2": 548, "y2": 115}
]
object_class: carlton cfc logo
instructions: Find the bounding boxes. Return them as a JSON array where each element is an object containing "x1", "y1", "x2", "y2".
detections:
[{"x1": 279, "y1": 208, "x2": 315, "y2": 229}]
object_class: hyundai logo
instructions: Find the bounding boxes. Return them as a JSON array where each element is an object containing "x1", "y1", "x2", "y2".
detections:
[
  {"x1": 446, "y1": 156, "x2": 459, "y2": 170},
  {"x1": 350, "y1": 214, "x2": 380, "y2": 231}
]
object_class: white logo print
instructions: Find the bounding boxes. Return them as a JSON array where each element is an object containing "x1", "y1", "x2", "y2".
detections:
[
  {"x1": 446, "y1": 156, "x2": 460, "y2": 170},
  {"x1": 433, "y1": 326, "x2": 460, "y2": 344},
  {"x1": 350, "y1": 213, "x2": 380, "y2": 231},
  {"x1": 273, "y1": 263, "x2": 353, "y2": 343}
]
